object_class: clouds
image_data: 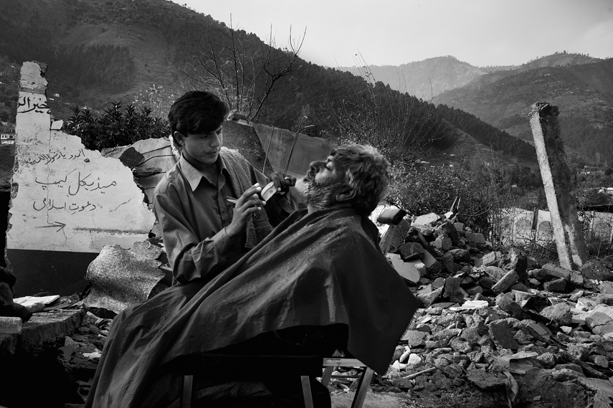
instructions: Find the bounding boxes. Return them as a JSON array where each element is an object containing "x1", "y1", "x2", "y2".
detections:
[{"x1": 176, "y1": 0, "x2": 613, "y2": 67}]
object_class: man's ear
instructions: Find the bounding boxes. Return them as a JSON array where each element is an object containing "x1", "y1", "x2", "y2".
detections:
[
  {"x1": 173, "y1": 131, "x2": 186, "y2": 147},
  {"x1": 335, "y1": 187, "x2": 356, "y2": 203}
]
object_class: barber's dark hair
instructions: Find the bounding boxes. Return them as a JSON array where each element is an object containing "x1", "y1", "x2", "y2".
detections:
[
  {"x1": 168, "y1": 91, "x2": 230, "y2": 136},
  {"x1": 332, "y1": 144, "x2": 390, "y2": 216}
]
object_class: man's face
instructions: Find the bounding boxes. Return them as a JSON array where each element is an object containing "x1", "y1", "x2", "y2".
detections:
[
  {"x1": 299, "y1": 154, "x2": 348, "y2": 209},
  {"x1": 176, "y1": 126, "x2": 224, "y2": 171}
]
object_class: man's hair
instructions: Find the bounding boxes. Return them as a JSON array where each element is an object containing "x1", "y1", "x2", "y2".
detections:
[
  {"x1": 168, "y1": 91, "x2": 230, "y2": 136},
  {"x1": 332, "y1": 144, "x2": 390, "y2": 215}
]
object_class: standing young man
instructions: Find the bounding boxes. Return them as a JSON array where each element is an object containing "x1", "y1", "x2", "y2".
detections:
[{"x1": 154, "y1": 91, "x2": 295, "y2": 284}]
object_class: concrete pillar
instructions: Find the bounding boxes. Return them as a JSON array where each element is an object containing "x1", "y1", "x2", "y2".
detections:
[{"x1": 529, "y1": 102, "x2": 587, "y2": 269}]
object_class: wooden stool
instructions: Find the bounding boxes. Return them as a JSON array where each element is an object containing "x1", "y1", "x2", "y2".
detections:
[
  {"x1": 178, "y1": 354, "x2": 323, "y2": 408},
  {"x1": 320, "y1": 358, "x2": 374, "y2": 408}
]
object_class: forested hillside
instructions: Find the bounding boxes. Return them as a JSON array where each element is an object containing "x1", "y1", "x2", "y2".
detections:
[
  {"x1": 0, "y1": 0, "x2": 538, "y2": 165},
  {"x1": 433, "y1": 57, "x2": 613, "y2": 165}
]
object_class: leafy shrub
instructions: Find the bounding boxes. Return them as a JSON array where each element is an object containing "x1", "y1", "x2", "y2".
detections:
[{"x1": 63, "y1": 102, "x2": 170, "y2": 150}]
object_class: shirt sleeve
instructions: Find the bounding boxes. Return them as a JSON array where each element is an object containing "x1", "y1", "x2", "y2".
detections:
[{"x1": 154, "y1": 185, "x2": 243, "y2": 284}]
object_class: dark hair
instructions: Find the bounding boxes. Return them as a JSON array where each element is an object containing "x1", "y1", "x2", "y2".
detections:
[
  {"x1": 332, "y1": 144, "x2": 390, "y2": 216},
  {"x1": 168, "y1": 91, "x2": 230, "y2": 135}
]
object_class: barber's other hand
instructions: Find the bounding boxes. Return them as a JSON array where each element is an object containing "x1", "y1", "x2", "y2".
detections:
[
  {"x1": 269, "y1": 172, "x2": 296, "y2": 194},
  {"x1": 226, "y1": 184, "x2": 266, "y2": 237}
]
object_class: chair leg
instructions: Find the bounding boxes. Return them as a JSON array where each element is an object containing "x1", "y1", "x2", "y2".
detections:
[
  {"x1": 300, "y1": 375, "x2": 315, "y2": 408},
  {"x1": 320, "y1": 366, "x2": 334, "y2": 387},
  {"x1": 351, "y1": 368, "x2": 373, "y2": 408},
  {"x1": 182, "y1": 375, "x2": 193, "y2": 408}
]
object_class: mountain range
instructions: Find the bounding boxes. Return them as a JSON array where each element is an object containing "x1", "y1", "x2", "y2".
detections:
[
  {"x1": 339, "y1": 53, "x2": 613, "y2": 166},
  {"x1": 0, "y1": 0, "x2": 610, "y2": 168}
]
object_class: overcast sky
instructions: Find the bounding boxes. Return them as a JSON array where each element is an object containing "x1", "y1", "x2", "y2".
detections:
[{"x1": 172, "y1": 0, "x2": 613, "y2": 68}]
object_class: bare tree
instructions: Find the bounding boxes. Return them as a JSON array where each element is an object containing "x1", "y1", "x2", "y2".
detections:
[
  {"x1": 177, "y1": 18, "x2": 305, "y2": 123},
  {"x1": 329, "y1": 54, "x2": 450, "y2": 166}
]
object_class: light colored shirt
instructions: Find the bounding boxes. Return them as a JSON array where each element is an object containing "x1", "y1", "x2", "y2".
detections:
[{"x1": 154, "y1": 149, "x2": 271, "y2": 284}]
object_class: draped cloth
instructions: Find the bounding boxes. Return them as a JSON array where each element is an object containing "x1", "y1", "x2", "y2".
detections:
[{"x1": 85, "y1": 207, "x2": 419, "y2": 408}]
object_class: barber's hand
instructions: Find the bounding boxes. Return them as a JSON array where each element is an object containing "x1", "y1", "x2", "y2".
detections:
[
  {"x1": 226, "y1": 184, "x2": 266, "y2": 238},
  {"x1": 268, "y1": 172, "x2": 296, "y2": 194}
]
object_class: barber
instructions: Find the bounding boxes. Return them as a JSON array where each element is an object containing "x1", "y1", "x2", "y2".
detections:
[{"x1": 154, "y1": 91, "x2": 295, "y2": 284}]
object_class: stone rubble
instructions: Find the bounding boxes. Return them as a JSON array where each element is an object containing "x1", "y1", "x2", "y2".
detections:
[
  {"x1": 4, "y1": 210, "x2": 613, "y2": 406},
  {"x1": 381, "y1": 211, "x2": 613, "y2": 407}
]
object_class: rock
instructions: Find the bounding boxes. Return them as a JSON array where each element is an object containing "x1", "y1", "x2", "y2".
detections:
[
  {"x1": 540, "y1": 303, "x2": 572, "y2": 325},
  {"x1": 443, "y1": 277, "x2": 465, "y2": 303},
  {"x1": 407, "y1": 353, "x2": 422, "y2": 366},
  {"x1": 510, "y1": 283, "x2": 530, "y2": 292},
  {"x1": 465, "y1": 285, "x2": 483, "y2": 296},
  {"x1": 544, "y1": 278, "x2": 567, "y2": 293},
  {"x1": 484, "y1": 266, "x2": 506, "y2": 282},
  {"x1": 541, "y1": 263, "x2": 571, "y2": 281},
  {"x1": 439, "y1": 253, "x2": 460, "y2": 274},
  {"x1": 593, "y1": 324, "x2": 613, "y2": 337},
  {"x1": 406, "y1": 260, "x2": 427, "y2": 277},
  {"x1": 566, "y1": 344, "x2": 589, "y2": 361},
  {"x1": 449, "y1": 337, "x2": 472, "y2": 353},
  {"x1": 461, "y1": 326, "x2": 485, "y2": 346},
  {"x1": 401, "y1": 330, "x2": 428, "y2": 347},
  {"x1": 0, "y1": 308, "x2": 86, "y2": 354},
  {"x1": 398, "y1": 242, "x2": 425, "y2": 261},
  {"x1": 492, "y1": 270, "x2": 519, "y2": 294},
  {"x1": 489, "y1": 319, "x2": 519, "y2": 350},
  {"x1": 448, "y1": 248, "x2": 471, "y2": 263},
  {"x1": 480, "y1": 251, "x2": 500, "y2": 267},
  {"x1": 430, "y1": 328, "x2": 462, "y2": 343},
  {"x1": 580, "y1": 260, "x2": 613, "y2": 281},
  {"x1": 479, "y1": 276, "x2": 496, "y2": 290},
  {"x1": 387, "y1": 254, "x2": 421, "y2": 283},
  {"x1": 570, "y1": 271, "x2": 584, "y2": 287},
  {"x1": 507, "y1": 248, "x2": 528, "y2": 280},
  {"x1": 496, "y1": 294, "x2": 528, "y2": 319},
  {"x1": 600, "y1": 282, "x2": 613, "y2": 295},
  {"x1": 551, "y1": 368, "x2": 582, "y2": 381},
  {"x1": 432, "y1": 277, "x2": 446, "y2": 290},
  {"x1": 591, "y1": 355, "x2": 609, "y2": 368},
  {"x1": 536, "y1": 352, "x2": 556, "y2": 368},
  {"x1": 465, "y1": 369, "x2": 506, "y2": 391},
  {"x1": 465, "y1": 232, "x2": 486, "y2": 245},
  {"x1": 586, "y1": 312, "x2": 613, "y2": 329},
  {"x1": 416, "y1": 286, "x2": 443, "y2": 307},
  {"x1": 413, "y1": 212, "x2": 439, "y2": 226}
]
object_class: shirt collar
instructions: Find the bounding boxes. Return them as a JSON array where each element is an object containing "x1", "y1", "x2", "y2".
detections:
[{"x1": 179, "y1": 152, "x2": 229, "y2": 192}]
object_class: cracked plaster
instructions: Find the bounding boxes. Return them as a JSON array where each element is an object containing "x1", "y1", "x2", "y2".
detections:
[{"x1": 7, "y1": 62, "x2": 155, "y2": 254}]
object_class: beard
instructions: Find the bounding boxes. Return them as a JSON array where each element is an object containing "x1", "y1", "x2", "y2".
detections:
[{"x1": 299, "y1": 171, "x2": 348, "y2": 211}]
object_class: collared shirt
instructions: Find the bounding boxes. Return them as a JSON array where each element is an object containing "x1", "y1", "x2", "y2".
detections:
[{"x1": 154, "y1": 151, "x2": 270, "y2": 284}]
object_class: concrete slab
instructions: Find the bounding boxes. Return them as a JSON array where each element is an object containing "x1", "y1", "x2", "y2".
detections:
[
  {"x1": 84, "y1": 242, "x2": 167, "y2": 315},
  {"x1": 0, "y1": 308, "x2": 85, "y2": 355}
]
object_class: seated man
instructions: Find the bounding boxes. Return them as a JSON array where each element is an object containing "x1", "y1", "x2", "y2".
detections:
[{"x1": 86, "y1": 144, "x2": 419, "y2": 408}]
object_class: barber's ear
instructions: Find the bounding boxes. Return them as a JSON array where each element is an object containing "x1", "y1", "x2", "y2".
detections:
[
  {"x1": 173, "y1": 131, "x2": 186, "y2": 147},
  {"x1": 335, "y1": 187, "x2": 356, "y2": 203}
]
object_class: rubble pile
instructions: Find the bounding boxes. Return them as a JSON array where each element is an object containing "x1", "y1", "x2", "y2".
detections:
[{"x1": 383, "y1": 212, "x2": 613, "y2": 407}]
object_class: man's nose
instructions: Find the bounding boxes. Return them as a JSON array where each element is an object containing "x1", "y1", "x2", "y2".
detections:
[
  {"x1": 309, "y1": 161, "x2": 323, "y2": 173},
  {"x1": 210, "y1": 132, "x2": 221, "y2": 148}
]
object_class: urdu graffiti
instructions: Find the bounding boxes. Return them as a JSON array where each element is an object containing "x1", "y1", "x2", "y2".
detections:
[
  {"x1": 32, "y1": 168, "x2": 119, "y2": 216},
  {"x1": 21, "y1": 148, "x2": 88, "y2": 166},
  {"x1": 17, "y1": 94, "x2": 50, "y2": 115}
]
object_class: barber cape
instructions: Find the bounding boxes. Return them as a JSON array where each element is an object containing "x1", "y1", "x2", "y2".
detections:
[{"x1": 86, "y1": 207, "x2": 419, "y2": 408}]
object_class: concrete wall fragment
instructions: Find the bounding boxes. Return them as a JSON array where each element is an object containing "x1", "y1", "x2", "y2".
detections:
[
  {"x1": 252, "y1": 123, "x2": 335, "y2": 178},
  {"x1": 7, "y1": 62, "x2": 155, "y2": 295}
]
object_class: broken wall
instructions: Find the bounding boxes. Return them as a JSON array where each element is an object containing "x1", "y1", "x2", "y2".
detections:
[
  {"x1": 252, "y1": 123, "x2": 335, "y2": 178},
  {"x1": 500, "y1": 207, "x2": 613, "y2": 246},
  {"x1": 7, "y1": 62, "x2": 155, "y2": 296}
]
